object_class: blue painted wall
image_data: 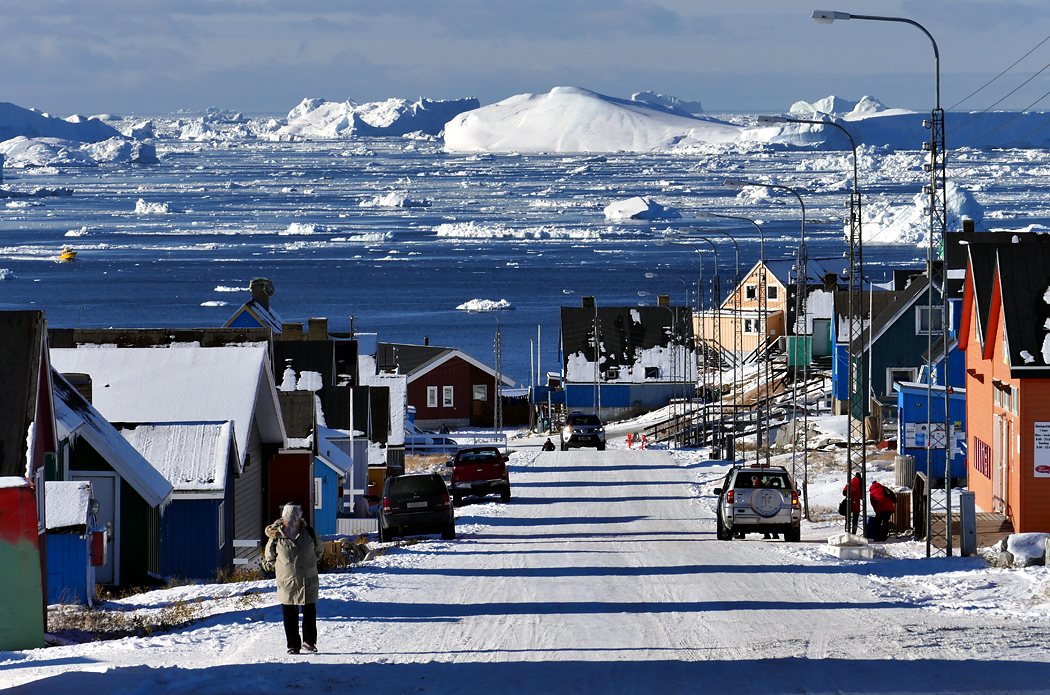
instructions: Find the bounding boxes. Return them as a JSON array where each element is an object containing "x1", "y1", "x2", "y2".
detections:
[
  {"x1": 565, "y1": 383, "x2": 696, "y2": 410},
  {"x1": 896, "y1": 384, "x2": 967, "y2": 478},
  {"x1": 46, "y1": 533, "x2": 93, "y2": 605},
  {"x1": 226, "y1": 309, "x2": 263, "y2": 329},
  {"x1": 314, "y1": 461, "x2": 343, "y2": 536}
]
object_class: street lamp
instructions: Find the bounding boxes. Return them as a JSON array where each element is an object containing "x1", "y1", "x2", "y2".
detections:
[
  {"x1": 812, "y1": 8, "x2": 950, "y2": 555},
  {"x1": 724, "y1": 178, "x2": 811, "y2": 517}
]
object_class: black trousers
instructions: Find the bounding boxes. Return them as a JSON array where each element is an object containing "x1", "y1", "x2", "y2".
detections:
[
  {"x1": 282, "y1": 603, "x2": 317, "y2": 649},
  {"x1": 849, "y1": 511, "x2": 860, "y2": 534},
  {"x1": 874, "y1": 510, "x2": 893, "y2": 541}
]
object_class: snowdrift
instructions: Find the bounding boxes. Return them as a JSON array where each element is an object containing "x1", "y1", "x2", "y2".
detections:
[
  {"x1": 443, "y1": 87, "x2": 742, "y2": 153},
  {"x1": 0, "y1": 101, "x2": 120, "y2": 143},
  {"x1": 277, "y1": 96, "x2": 480, "y2": 139}
]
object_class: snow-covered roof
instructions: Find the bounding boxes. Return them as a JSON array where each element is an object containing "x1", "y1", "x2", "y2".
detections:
[
  {"x1": 120, "y1": 422, "x2": 236, "y2": 497},
  {"x1": 314, "y1": 426, "x2": 353, "y2": 476},
  {"x1": 0, "y1": 477, "x2": 31, "y2": 489},
  {"x1": 52, "y1": 371, "x2": 173, "y2": 508},
  {"x1": 45, "y1": 480, "x2": 92, "y2": 530},
  {"x1": 50, "y1": 346, "x2": 286, "y2": 472}
]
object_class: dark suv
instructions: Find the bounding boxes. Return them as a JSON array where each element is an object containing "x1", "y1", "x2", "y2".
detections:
[
  {"x1": 448, "y1": 446, "x2": 511, "y2": 505},
  {"x1": 378, "y1": 473, "x2": 455, "y2": 542},
  {"x1": 713, "y1": 464, "x2": 801, "y2": 542},
  {"x1": 560, "y1": 413, "x2": 606, "y2": 451}
]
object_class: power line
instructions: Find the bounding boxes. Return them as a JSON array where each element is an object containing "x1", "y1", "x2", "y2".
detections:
[
  {"x1": 948, "y1": 31, "x2": 1050, "y2": 111},
  {"x1": 948, "y1": 58, "x2": 1050, "y2": 134},
  {"x1": 959, "y1": 84, "x2": 1050, "y2": 148}
]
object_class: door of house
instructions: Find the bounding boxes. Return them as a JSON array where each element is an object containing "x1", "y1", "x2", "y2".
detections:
[
  {"x1": 72, "y1": 472, "x2": 118, "y2": 585},
  {"x1": 992, "y1": 415, "x2": 1010, "y2": 514},
  {"x1": 812, "y1": 319, "x2": 831, "y2": 357}
]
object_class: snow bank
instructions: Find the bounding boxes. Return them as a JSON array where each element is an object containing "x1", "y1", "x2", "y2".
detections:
[
  {"x1": 277, "y1": 96, "x2": 479, "y2": 139},
  {"x1": 0, "y1": 101, "x2": 120, "y2": 143},
  {"x1": 860, "y1": 181, "x2": 985, "y2": 244},
  {"x1": 603, "y1": 196, "x2": 681, "y2": 221},
  {"x1": 444, "y1": 86, "x2": 743, "y2": 153},
  {"x1": 457, "y1": 299, "x2": 513, "y2": 312}
]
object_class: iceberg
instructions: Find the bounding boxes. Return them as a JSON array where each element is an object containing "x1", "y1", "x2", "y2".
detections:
[
  {"x1": 444, "y1": 87, "x2": 742, "y2": 153},
  {"x1": 0, "y1": 101, "x2": 120, "y2": 143},
  {"x1": 604, "y1": 196, "x2": 681, "y2": 221},
  {"x1": 277, "y1": 96, "x2": 480, "y2": 139}
]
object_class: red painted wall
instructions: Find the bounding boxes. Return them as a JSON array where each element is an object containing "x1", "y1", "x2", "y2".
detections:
[{"x1": 268, "y1": 451, "x2": 315, "y2": 527}]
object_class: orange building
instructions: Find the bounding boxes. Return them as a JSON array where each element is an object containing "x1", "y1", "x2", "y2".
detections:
[{"x1": 960, "y1": 241, "x2": 1050, "y2": 532}]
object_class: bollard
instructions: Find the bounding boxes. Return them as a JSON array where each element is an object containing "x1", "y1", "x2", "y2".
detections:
[
  {"x1": 627, "y1": 433, "x2": 632, "y2": 449},
  {"x1": 959, "y1": 490, "x2": 976, "y2": 557}
]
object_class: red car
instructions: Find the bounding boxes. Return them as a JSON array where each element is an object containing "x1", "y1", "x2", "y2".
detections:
[{"x1": 448, "y1": 446, "x2": 511, "y2": 506}]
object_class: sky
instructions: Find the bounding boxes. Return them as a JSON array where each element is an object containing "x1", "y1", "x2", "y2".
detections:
[{"x1": 3, "y1": 0, "x2": 1050, "y2": 117}]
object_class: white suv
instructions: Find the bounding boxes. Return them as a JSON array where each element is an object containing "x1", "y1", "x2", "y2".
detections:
[{"x1": 713, "y1": 465, "x2": 802, "y2": 542}]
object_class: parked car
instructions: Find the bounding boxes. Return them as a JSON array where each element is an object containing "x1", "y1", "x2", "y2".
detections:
[
  {"x1": 713, "y1": 464, "x2": 801, "y2": 542},
  {"x1": 378, "y1": 473, "x2": 455, "y2": 542},
  {"x1": 448, "y1": 446, "x2": 511, "y2": 505},
  {"x1": 560, "y1": 413, "x2": 606, "y2": 451}
]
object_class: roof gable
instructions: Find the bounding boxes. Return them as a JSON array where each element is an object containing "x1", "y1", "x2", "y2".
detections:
[
  {"x1": 407, "y1": 349, "x2": 515, "y2": 386},
  {"x1": 224, "y1": 299, "x2": 284, "y2": 333},
  {"x1": 52, "y1": 372, "x2": 172, "y2": 508},
  {"x1": 996, "y1": 244, "x2": 1050, "y2": 374}
]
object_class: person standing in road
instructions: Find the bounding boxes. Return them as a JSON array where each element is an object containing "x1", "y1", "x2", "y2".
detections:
[
  {"x1": 843, "y1": 472, "x2": 862, "y2": 535},
  {"x1": 265, "y1": 504, "x2": 324, "y2": 654},
  {"x1": 542, "y1": 437, "x2": 556, "y2": 451},
  {"x1": 869, "y1": 480, "x2": 897, "y2": 542}
]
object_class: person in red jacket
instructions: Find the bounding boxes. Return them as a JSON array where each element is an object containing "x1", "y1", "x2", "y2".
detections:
[
  {"x1": 869, "y1": 480, "x2": 897, "y2": 542},
  {"x1": 842, "y1": 472, "x2": 862, "y2": 534}
]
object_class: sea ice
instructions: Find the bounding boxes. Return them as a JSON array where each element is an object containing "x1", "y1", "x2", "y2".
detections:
[{"x1": 603, "y1": 196, "x2": 681, "y2": 221}]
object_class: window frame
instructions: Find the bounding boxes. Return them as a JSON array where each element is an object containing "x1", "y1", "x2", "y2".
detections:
[
  {"x1": 915, "y1": 305, "x2": 944, "y2": 335},
  {"x1": 472, "y1": 384, "x2": 488, "y2": 401},
  {"x1": 744, "y1": 284, "x2": 758, "y2": 301},
  {"x1": 314, "y1": 478, "x2": 323, "y2": 510},
  {"x1": 766, "y1": 284, "x2": 779, "y2": 301},
  {"x1": 885, "y1": 367, "x2": 917, "y2": 397},
  {"x1": 427, "y1": 386, "x2": 438, "y2": 408},
  {"x1": 442, "y1": 385, "x2": 454, "y2": 408}
]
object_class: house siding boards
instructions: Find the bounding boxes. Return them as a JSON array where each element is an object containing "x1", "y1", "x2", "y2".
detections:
[
  {"x1": 233, "y1": 420, "x2": 265, "y2": 564},
  {"x1": 159, "y1": 496, "x2": 229, "y2": 580},
  {"x1": 408, "y1": 357, "x2": 492, "y2": 428}
]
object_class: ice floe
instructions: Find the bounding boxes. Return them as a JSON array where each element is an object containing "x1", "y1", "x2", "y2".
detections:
[
  {"x1": 457, "y1": 299, "x2": 513, "y2": 311},
  {"x1": 603, "y1": 196, "x2": 681, "y2": 221}
]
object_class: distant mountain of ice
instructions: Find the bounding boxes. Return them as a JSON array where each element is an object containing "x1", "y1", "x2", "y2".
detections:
[
  {"x1": 276, "y1": 96, "x2": 480, "y2": 139},
  {"x1": 444, "y1": 86, "x2": 741, "y2": 154},
  {"x1": 0, "y1": 101, "x2": 120, "y2": 143},
  {"x1": 790, "y1": 95, "x2": 889, "y2": 118},
  {"x1": 0, "y1": 135, "x2": 157, "y2": 167}
]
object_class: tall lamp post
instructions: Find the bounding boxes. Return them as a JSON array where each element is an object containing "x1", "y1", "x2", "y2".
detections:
[
  {"x1": 757, "y1": 114, "x2": 867, "y2": 530},
  {"x1": 724, "y1": 178, "x2": 811, "y2": 517},
  {"x1": 812, "y1": 8, "x2": 951, "y2": 556}
]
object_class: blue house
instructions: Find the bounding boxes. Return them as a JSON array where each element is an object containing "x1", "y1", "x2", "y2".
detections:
[
  {"x1": 313, "y1": 425, "x2": 355, "y2": 536},
  {"x1": 120, "y1": 421, "x2": 238, "y2": 581},
  {"x1": 223, "y1": 278, "x2": 284, "y2": 332},
  {"x1": 895, "y1": 381, "x2": 968, "y2": 479},
  {"x1": 44, "y1": 481, "x2": 99, "y2": 606}
]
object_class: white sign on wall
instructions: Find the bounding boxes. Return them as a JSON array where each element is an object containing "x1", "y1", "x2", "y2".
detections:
[
  {"x1": 905, "y1": 422, "x2": 946, "y2": 449},
  {"x1": 1033, "y1": 422, "x2": 1050, "y2": 477}
]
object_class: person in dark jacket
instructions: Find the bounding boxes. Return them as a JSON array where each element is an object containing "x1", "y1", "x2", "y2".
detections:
[
  {"x1": 265, "y1": 504, "x2": 324, "y2": 654},
  {"x1": 843, "y1": 472, "x2": 862, "y2": 534},
  {"x1": 541, "y1": 438, "x2": 556, "y2": 451},
  {"x1": 869, "y1": 480, "x2": 896, "y2": 542}
]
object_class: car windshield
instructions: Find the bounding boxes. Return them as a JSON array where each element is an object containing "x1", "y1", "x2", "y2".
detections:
[
  {"x1": 566, "y1": 415, "x2": 601, "y2": 426},
  {"x1": 735, "y1": 473, "x2": 791, "y2": 490},
  {"x1": 457, "y1": 449, "x2": 501, "y2": 463},
  {"x1": 389, "y1": 475, "x2": 445, "y2": 495}
]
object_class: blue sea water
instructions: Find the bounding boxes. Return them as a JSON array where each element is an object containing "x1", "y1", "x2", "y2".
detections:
[{"x1": 3, "y1": 134, "x2": 1029, "y2": 384}]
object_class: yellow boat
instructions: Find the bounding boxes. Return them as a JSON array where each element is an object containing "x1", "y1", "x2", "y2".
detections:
[{"x1": 56, "y1": 248, "x2": 77, "y2": 261}]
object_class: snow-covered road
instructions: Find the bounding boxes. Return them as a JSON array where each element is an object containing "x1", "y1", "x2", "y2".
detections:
[{"x1": 8, "y1": 449, "x2": 1050, "y2": 693}]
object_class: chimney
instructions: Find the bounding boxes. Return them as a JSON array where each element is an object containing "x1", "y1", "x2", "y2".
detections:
[
  {"x1": 307, "y1": 317, "x2": 328, "y2": 341},
  {"x1": 281, "y1": 322, "x2": 304, "y2": 340},
  {"x1": 250, "y1": 278, "x2": 274, "y2": 310},
  {"x1": 582, "y1": 296, "x2": 595, "y2": 309},
  {"x1": 658, "y1": 294, "x2": 670, "y2": 307},
  {"x1": 824, "y1": 273, "x2": 838, "y2": 291},
  {"x1": 424, "y1": 336, "x2": 429, "y2": 346}
]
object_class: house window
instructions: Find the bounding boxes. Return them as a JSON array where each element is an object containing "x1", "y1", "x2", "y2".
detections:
[
  {"x1": 427, "y1": 386, "x2": 438, "y2": 408},
  {"x1": 886, "y1": 368, "x2": 916, "y2": 397},
  {"x1": 743, "y1": 318, "x2": 760, "y2": 334},
  {"x1": 915, "y1": 306, "x2": 944, "y2": 334},
  {"x1": 745, "y1": 284, "x2": 758, "y2": 301},
  {"x1": 604, "y1": 367, "x2": 620, "y2": 381},
  {"x1": 766, "y1": 285, "x2": 779, "y2": 301},
  {"x1": 473, "y1": 384, "x2": 488, "y2": 401},
  {"x1": 443, "y1": 386, "x2": 454, "y2": 407},
  {"x1": 645, "y1": 366, "x2": 660, "y2": 380},
  {"x1": 1012, "y1": 386, "x2": 1019, "y2": 415},
  {"x1": 218, "y1": 502, "x2": 225, "y2": 549},
  {"x1": 315, "y1": 478, "x2": 323, "y2": 510}
]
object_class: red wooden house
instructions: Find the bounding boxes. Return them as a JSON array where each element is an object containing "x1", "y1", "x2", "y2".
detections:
[
  {"x1": 961, "y1": 239, "x2": 1050, "y2": 532},
  {"x1": 376, "y1": 343, "x2": 516, "y2": 429}
]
